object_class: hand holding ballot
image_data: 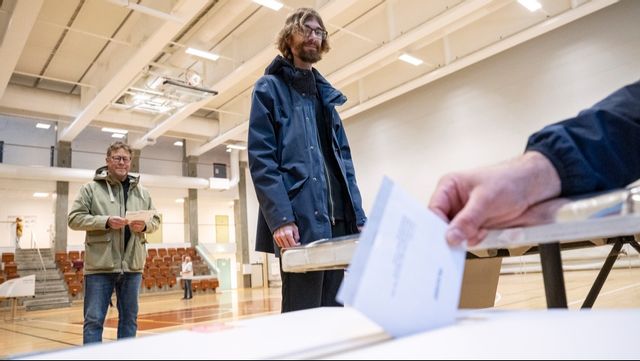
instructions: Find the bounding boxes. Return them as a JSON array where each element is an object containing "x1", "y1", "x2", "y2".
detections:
[
  {"x1": 339, "y1": 177, "x2": 466, "y2": 337},
  {"x1": 107, "y1": 216, "x2": 128, "y2": 230},
  {"x1": 126, "y1": 210, "x2": 157, "y2": 232},
  {"x1": 125, "y1": 210, "x2": 157, "y2": 223},
  {"x1": 107, "y1": 211, "x2": 157, "y2": 232}
]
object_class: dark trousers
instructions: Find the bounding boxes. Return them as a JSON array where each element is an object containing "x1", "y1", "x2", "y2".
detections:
[
  {"x1": 183, "y1": 279, "x2": 193, "y2": 299},
  {"x1": 83, "y1": 273, "x2": 142, "y2": 344},
  {"x1": 279, "y1": 220, "x2": 350, "y2": 313}
]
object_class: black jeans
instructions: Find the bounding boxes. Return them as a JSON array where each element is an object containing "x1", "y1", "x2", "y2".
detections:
[
  {"x1": 279, "y1": 219, "x2": 351, "y2": 313},
  {"x1": 183, "y1": 279, "x2": 193, "y2": 299}
]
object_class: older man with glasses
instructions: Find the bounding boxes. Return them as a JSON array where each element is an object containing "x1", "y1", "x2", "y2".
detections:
[
  {"x1": 248, "y1": 8, "x2": 367, "y2": 312},
  {"x1": 69, "y1": 141, "x2": 160, "y2": 344}
]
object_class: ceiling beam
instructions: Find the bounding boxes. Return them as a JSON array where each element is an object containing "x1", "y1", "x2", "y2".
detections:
[
  {"x1": 184, "y1": 0, "x2": 492, "y2": 155},
  {"x1": 339, "y1": 0, "x2": 619, "y2": 120},
  {"x1": 190, "y1": 120, "x2": 249, "y2": 156},
  {"x1": 58, "y1": 0, "x2": 209, "y2": 142},
  {"x1": 327, "y1": 0, "x2": 493, "y2": 88},
  {"x1": 131, "y1": 96, "x2": 215, "y2": 149},
  {"x1": 0, "y1": 0, "x2": 44, "y2": 100},
  {"x1": 134, "y1": 0, "x2": 360, "y2": 153},
  {"x1": 0, "y1": 83, "x2": 216, "y2": 141}
]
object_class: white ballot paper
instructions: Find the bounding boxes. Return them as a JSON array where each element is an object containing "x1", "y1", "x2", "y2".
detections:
[
  {"x1": 338, "y1": 177, "x2": 466, "y2": 337},
  {"x1": 125, "y1": 210, "x2": 157, "y2": 223}
]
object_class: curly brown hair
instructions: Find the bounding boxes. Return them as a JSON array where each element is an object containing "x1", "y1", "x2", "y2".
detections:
[
  {"x1": 276, "y1": 8, "x2": 330, "y2": 60},
  {"x1": 106, "y1": 141, "x2": 132, "y2": 157}
]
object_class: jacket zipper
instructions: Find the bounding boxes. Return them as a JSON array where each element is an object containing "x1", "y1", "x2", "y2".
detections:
[
  {"x1": 313, "y1": 113, "x2": 336, "y2": 226},
  {"x1": 112, "y1": 181, "x2": 125, "y2": 274}
]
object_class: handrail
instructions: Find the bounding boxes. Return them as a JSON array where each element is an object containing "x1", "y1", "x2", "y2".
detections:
[
  {"x1": 30, "y1": 230, "x2": 47, "y2": 284},
  {"x1": 195, "y1": 244, "x2": 220, "y2": 276}
]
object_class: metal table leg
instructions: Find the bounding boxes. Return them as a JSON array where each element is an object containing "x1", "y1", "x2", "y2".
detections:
[
  {"x1": 581, "y1": 238, "x2": 625, "y2": 308},
  {"x1": 539, "y1": 242, "x2": 568, "y2": 308}
]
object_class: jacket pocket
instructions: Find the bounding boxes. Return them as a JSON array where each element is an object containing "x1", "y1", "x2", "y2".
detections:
[
  {"x1": 85, "y1": 230, "x2": 114, "y2": 271},
  {"x1": 287, "y1": 176, "x2": 309, "y2": 200},
  {"x1": 127, "y1": 234, "x2": 147, "y2": 271}
]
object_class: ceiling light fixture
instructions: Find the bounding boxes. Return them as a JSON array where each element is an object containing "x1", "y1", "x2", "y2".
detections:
[
  {"x1": 226, "y1": 143, "x2": 247, "y2": 150},
  {"x1": 517, "y1": 0, "x2": 542, "y2": 12},
  {"x1": 148, "y1": 76, "x2": 164, "y2": 90},
  {"x1": 102, "y1": 127, "x2": 128, "y2": 134},
  {"x1": 398, "y1": 53, "x2": 424, "y2": 66},
  {"x1": 112, "y1": 133, "x2": 126, "y2": 139},
  {"x1": 174, "y1": 141, "x2": 184, "y2": 147},
  {"x1": 33, "y1": 192, "x2": 49, "y2": 198},
  {"x1": 175, "y1": 198, "x2": 185, "y2": 203},
  {"x1": 252, "y1": 0, "x2": 283, "y2": 11},
  {"x1": 36, "y1": 123, "x2": 51, "y2": 129},
  {"x1": 186, "y1": 47, "x2": 220, "y2": 62}
]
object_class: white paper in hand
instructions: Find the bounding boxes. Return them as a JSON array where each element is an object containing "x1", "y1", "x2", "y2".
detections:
[
  {"x1": 125, "y1": 210, "x2": 157, "y2": 223},
  {"x1": 337, "y1": 177, "x2": 466, "y2": 337}
]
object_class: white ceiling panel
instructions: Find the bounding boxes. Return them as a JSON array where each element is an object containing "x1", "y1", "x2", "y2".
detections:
[{"x1": 0, "y1": 0, "x2": 622, "y2": 156}]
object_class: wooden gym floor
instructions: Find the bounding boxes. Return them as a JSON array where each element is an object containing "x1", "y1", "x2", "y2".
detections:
[{"x1": 1, "y1": 266, "x2": 639, "y2": 359}]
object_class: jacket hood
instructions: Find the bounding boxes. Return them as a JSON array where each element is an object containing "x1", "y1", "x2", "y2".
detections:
[
  {"x1": 264, "y1": 55, "x2": 346, "y2": 106},
  {"x1": 94, "y1": 165, "x2": 140, "y2": 186}
]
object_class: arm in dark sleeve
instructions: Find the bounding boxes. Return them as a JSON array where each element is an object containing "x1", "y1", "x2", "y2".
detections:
[
  {"x1": 526, "y1": 80, "x2": 640, "y2": 196},
  {"x1": 335, "y1": 114, "x2": 367, "y2": 226},
  {"x1": 248, "y1": 78, "x2": 295, "y2": 233}
]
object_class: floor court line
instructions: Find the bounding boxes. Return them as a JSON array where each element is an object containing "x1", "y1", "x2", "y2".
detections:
[
  {"x1": 0, "y1": 326, "x2": 79, "y2": 347},
  {"x1": 568, "y1": 281, "x2": 640, "y2": 307}
]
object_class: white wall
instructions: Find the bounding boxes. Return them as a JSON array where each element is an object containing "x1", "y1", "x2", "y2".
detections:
[
  {"x1": 342, "y1": 0, "x2": 640, "y2": 211},
  {"x1": 0, "y1": 115, "x2": 56, "y2": 167},
  {"x1": 0, "y1": 179, "x2": 56, "y2": 248},
  {"x1": 197, "y1": 191, "x2": 237, "y2": 244}
]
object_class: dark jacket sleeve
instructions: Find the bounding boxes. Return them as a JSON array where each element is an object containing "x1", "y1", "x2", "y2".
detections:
[
  {"x1": 248, "y1": 77, "x2": 295, "y2": 233},
  {"x1": 526, "y1": 80, "x2": 640, "y2": 196},
  {"x1": 335, "y1": 115, "x2": 367, "y2": 226}
]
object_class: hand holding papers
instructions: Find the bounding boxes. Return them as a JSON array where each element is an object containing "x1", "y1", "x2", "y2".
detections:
[
  {"x1": 125, "y1": 210, "x2": 157, "y2": 223},
  {"x1": 281, "y1": 235, "x2": 359, "y2": 273},
  {"x1": 338, "y1": 177, "x2": 466, "y2": 337}
]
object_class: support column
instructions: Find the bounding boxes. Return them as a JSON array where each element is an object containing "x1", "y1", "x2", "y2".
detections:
[
  {"x1": 130, "y1": 149, "x2": 141, "y2": 173},
  {"x1": 235, "y1": 161, "x2": 251, "y2": 288},
  {"x1": 183, "y1": 155, "x2": 199, "y2": 247},
  {"x1": 54, "y1": 141, "x2": 72, "y2": 253}
]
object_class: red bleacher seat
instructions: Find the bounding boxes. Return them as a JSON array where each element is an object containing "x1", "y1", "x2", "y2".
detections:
[
  {"x1": 68, "y1": 251, "x2": 80, "y2": 261},
  {"x1": 69, "y1": 281, "x2": 83, "y2": 297},
  {"x1": 2, "y1": 253, "x2": 14, "y2": 263},
  {"x1": 144, "y1": 278, "x2": 155, "y2": 290},
  {"x1": 55, "y1": 252, "x2": 67, "y2": 263}
]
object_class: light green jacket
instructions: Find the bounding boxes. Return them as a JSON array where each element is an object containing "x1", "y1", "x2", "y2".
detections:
[{"x1": 68, "y1": 166, "x2": 161, "y2": 274}]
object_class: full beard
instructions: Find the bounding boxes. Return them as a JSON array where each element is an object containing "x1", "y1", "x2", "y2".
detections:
[{"x1": 295, "y1": 42, "x2": 322, "y2": 64}]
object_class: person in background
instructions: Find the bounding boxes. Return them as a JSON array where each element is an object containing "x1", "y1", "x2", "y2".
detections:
[
  {"x1": 248, "y1": 8, "x2": 367, "y2": 312},
  {"x1": 68, "y1": 141, "x2": 161, "y2": 344},
  {"x1": 181, "y1": 255, "x2": 193, "y2": 300},
  {"x1": 15, "y1": 217, "x2": 23, "y2": 249},
  {"x1": 429, "y1": 80, "x2": 640, "y2": 246}
]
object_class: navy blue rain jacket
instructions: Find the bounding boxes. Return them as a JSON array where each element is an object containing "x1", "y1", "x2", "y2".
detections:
[
  {"x1": 526, "y1": 80, "x2": 640, "y2": 196},
  {"x1": 248, "y1": 56, "x2": 366, "y2": 254}
]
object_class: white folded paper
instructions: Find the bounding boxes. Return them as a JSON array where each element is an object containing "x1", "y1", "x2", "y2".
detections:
[
  {"x1": 125, "y1": 210, "x2": 157, "y2": 223},
  {"x1": 338, "y1": 177, "x2": 466, "y2": 337}
]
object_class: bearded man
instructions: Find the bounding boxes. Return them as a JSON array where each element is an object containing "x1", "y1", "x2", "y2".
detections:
[{"x1": 248, "y1": 8, "x2": 367, "y2": 312}]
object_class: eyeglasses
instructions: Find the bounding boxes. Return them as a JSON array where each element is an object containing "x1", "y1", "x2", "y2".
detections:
[
  {"x1": 110, "y1": 156, "x2": 131, "y2": 163},
  {"x1": 299, "y1": 25, "x2": 327, "y2": 40}
]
